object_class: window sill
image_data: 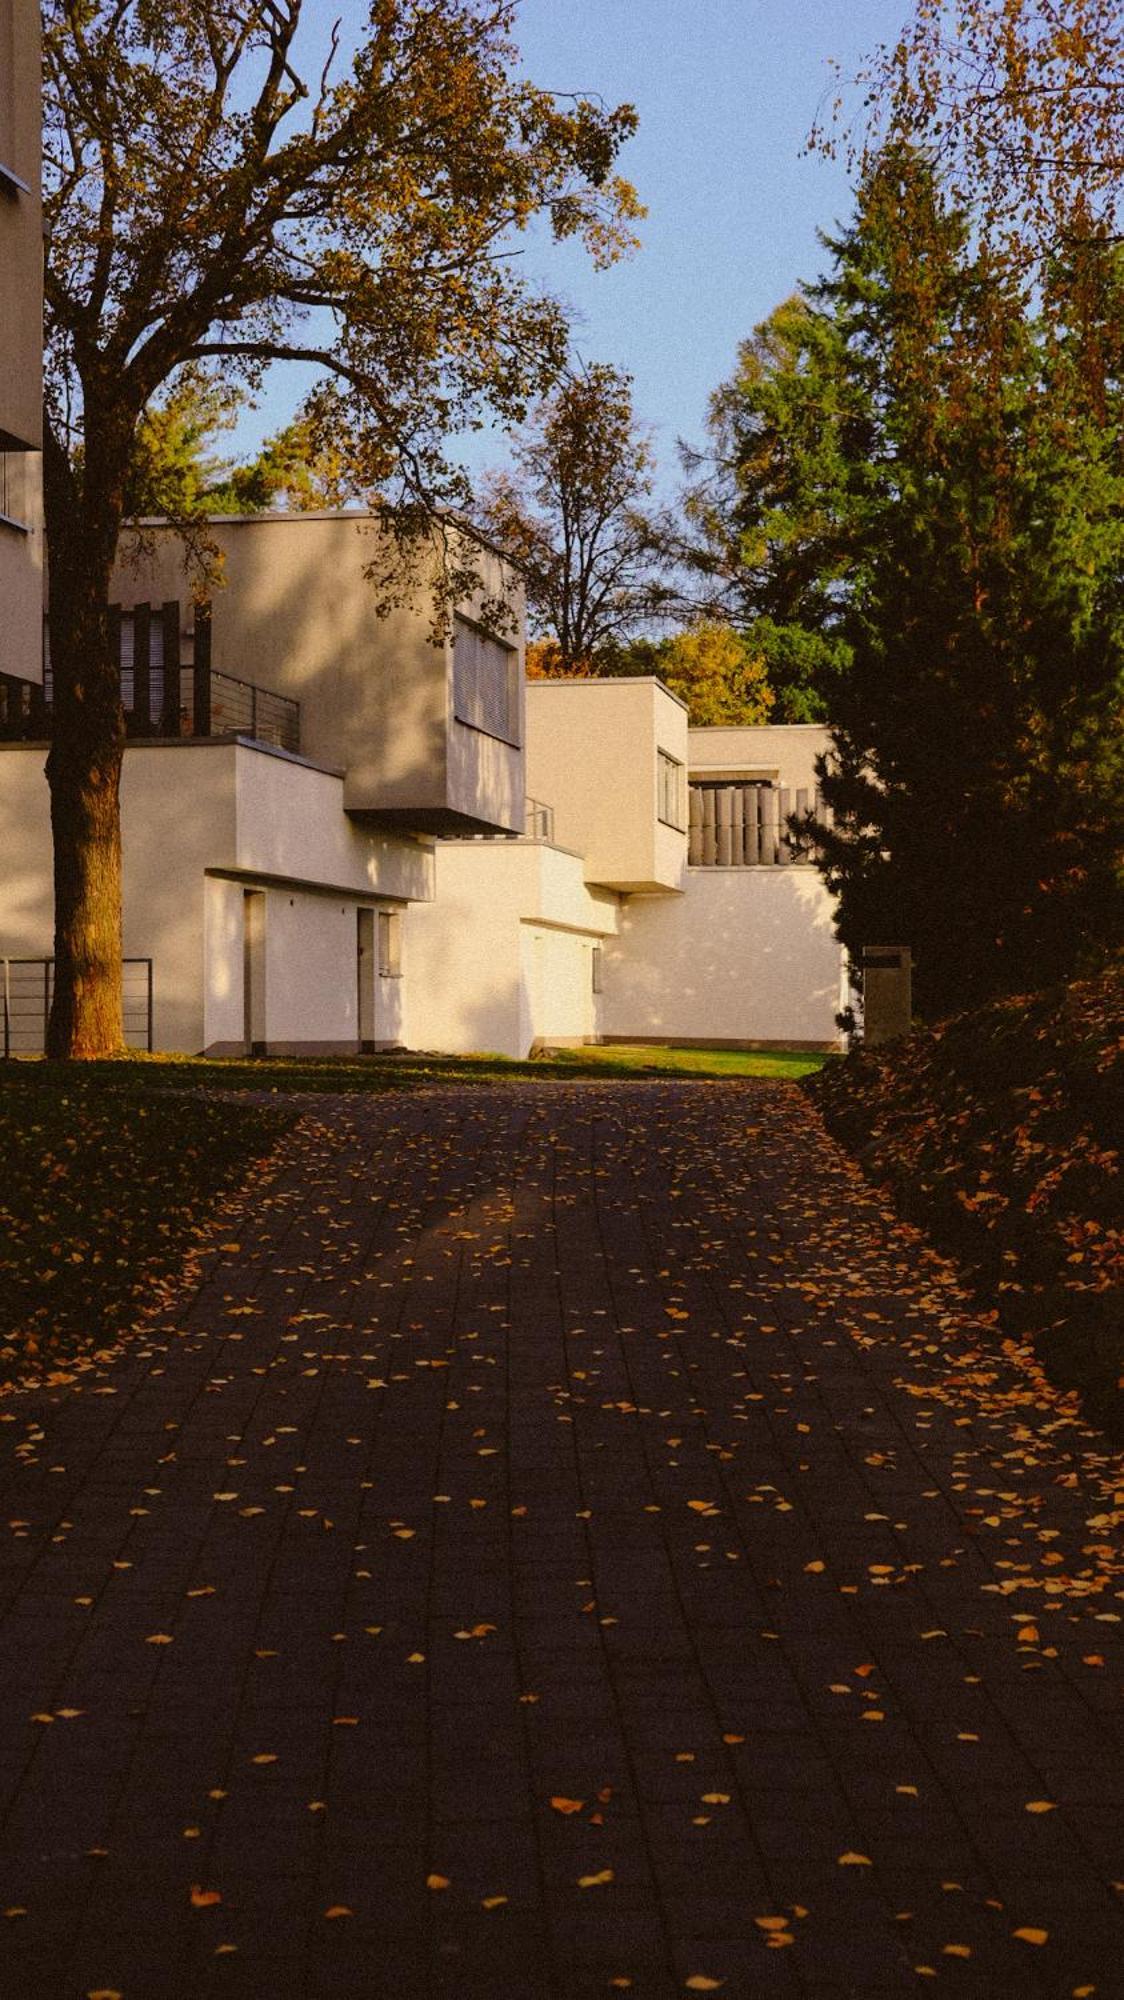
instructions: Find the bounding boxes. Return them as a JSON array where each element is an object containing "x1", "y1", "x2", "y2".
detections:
[
  {"x1": 0, "y1": 512, "x2": 31, "y2": 536},
  {"x1": 452, "y1": 712, "x2": 522, "y2": 750}
]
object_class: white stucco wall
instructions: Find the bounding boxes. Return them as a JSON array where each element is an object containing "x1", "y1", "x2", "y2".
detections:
[
  {"x1": 600, "y1": 867, "x2": 846, "y2": 1049},
  {"x1": 0, "y1": 739, "x2": 432, "y2": 1053},
  {"x1": 233, "y1": 744, "x2": 432, "y2": 904},
  {"x1": 688, "y1": 724, "x2": 832, "y2": 793},
  {"x1": 408, "y1": 840, "x2": 618, "y2": 1057},
  {"x1": 0, "y1": 739, "x2": 236, "y2": 1051},
  {"x1": 525, "y1": 679, "x2": 689, "y2": 892}
]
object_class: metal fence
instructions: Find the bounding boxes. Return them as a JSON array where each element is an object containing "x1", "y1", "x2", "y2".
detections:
[{"x1": 2, "y1": 958, "x2": 153, "y2": 1056}]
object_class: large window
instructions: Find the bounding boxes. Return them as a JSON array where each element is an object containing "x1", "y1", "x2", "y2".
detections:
[
  {"x1": 657, "y1": 748, "x2": 686, "y2": 830},
  {"x1": 453, "y1": 616, "x2": 520, "y2": 745}
]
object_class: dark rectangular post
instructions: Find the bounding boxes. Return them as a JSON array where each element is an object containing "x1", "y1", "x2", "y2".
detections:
[
  {"x1": 133, "y1": 602, "x2": 151, "y2": 735},
  {"x1": 146, "y1": 958, "x2": 154, "y2": 1052},
  {"x1": 28, "y1": 676, "x2": 47, "y2": 736},
  {"x1": 161, "y1": 602, "x2": 181, "y2": 734},
  {"x1": 194, "y1": 602, "x2": 212, "y2": 736}
]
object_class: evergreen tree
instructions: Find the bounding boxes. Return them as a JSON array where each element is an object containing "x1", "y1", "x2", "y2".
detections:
[{"x1": 706, "y1": 147, "x2": 1123, "y2": 1016}]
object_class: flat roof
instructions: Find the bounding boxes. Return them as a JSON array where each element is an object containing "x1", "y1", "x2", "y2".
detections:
[{"x1": 524, "y1": 675, "x2": 689, "y2": 715}]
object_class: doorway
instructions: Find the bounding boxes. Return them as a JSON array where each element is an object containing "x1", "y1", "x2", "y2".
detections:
[
  {"x1": 357, "y1": 907, "x2": 376, "y2": 1052},
  {"x1": 243, "y1": 890, "x2": 266, "y2": 1053}
]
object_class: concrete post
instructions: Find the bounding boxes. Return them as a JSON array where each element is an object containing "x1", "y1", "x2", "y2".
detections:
[{"x1": 861, "y1": 946, "x2": 913, "y2": 1045}]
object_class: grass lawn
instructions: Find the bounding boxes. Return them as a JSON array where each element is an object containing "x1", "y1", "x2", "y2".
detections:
[
  {"x1": 0, "y1": 1076, "x2": 296, "y2": 1389},
  {"x1": 1, "y1": 1042, "x2": 828, "y2": 1098}
]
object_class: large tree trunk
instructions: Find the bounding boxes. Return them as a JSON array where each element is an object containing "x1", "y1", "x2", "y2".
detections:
[{"x1": 43, "y1": 414, "x2": 130, "y2": 1059}]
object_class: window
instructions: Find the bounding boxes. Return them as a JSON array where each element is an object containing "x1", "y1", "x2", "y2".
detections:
[
  {"x1": 657, "y1": 749, "x2": 686, "y2": 830},
  {"x1": 453, "y1": 616, "x2": 519, "y2": 744},
  {"x1": 0, "y1": 453, "x2": 29, "y2": 532},
  {"x1": 378, "y1": 909, "x2": 402, "y2": 978},
  {"x1": 591, "y1": 945, "x2": 603, "y2": 996}
]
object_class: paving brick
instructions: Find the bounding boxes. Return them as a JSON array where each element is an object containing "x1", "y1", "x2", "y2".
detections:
[{"x1": 0, "y1": 1080, "x2": 1119, "y2": 1998}]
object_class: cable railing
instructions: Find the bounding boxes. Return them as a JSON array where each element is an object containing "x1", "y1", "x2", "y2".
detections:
[
  {"x1": 2, "y1": 957, "x2": 153, "y2": 1056},
  {"x1": 0, "y1": 600, "x2": 300, "y2": 755}
]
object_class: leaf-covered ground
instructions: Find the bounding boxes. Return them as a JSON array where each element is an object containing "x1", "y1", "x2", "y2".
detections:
[
  {"x1": 0, "y1": 1080, "x2": 1118, "y2": 1997},
  {"x1": 807, "y1": 962, "x2": 1122, "y2": 1436},
  {"x1": 0, "y1": 1076, "x2": 296, "y2": 1391}
]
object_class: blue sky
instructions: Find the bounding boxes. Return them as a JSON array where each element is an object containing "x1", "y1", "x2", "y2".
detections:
[{"x1": 236, "y1": 0, "x2": 909, "y2": 495}]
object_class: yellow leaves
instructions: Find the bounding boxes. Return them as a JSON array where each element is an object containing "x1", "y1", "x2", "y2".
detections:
[
  {"x1": 454, "y1": 1623, "x2": 497, "y2": 1640},
  {"x1": 685, "y1": 1979, "x2": 724, "y2": 1992},
  {"x1": 1024, "y1": 1800, "x2": 1057, "y2": 1814},
  {"x1": 87, "y1": 1991, "x2": 122, "y2": 1999},
  {"x1": 251, "y1": 1753, "x2": 277, "y2": 1765},
  {"x1": 577, "y1": 1869, "x2": 614, "y2": 1887},
  {"x1": 837, "y1": 1852, "x2": 872, "y2": 1867},
  {"x1": 323, "y1": 1906, "x2": 353, "y2": 1919},
  {"x1": 1013, "y1": 1926, "x2": 1049, "y2": 1946},
  {"x1": 804, "y1": 1560, "x2": 826, "y2": 1573},
  {"x1": 550, "y1": 1797, "x2": 585, "y2": 1815},
  {"x1": 145, "y1": 1632, "x2": 173, "y2": 1646},
  {"x1": 687, "y1": 1500, "x2": 719, "y2": 1516},
  {"x1": 190, "y1": 1886, "x2": 222, "y2": 1908},
  {"x1": 481, "y1": 1894, "x2": 508, "y2": 1909},
  {"x1": 754, "y1": 1916, "x2": 790, "y2": 1933},
  {"x1": 942, "y1": 1944, "x2": 971, "y2": 1958},
  {"x1": 212, "y1": 1492, "x2": 239, "y2": 1503},
  {"x1": 426, "y1": 1874, "x2": 450, "y2": 1891},
  {"x1": 332, "y1": 1716, "x2": 359, "y2": 1727},
  {"x1": 700, "y1": 1793, "x2": 731, "y2": 1806}
]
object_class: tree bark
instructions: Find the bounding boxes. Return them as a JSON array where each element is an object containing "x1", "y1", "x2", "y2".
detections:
[{"x1": 43, "y1": 411, "x2": 129, "y2": 1059}]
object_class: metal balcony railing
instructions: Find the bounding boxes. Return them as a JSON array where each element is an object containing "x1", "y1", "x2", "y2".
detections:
[{"x1": 0, "y1": 600, "x2": 300, "y2": 755}]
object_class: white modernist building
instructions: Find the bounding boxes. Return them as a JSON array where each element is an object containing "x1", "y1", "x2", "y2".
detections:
[{"x1": 0, "y1": 511, "x2": 847, "y2": 1058}]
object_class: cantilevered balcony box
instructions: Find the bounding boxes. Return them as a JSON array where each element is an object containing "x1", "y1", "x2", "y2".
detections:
[
  {"x1": 109, "y1": 511, "x2": 526, "y2": 836},
  {"x1": 524, "y1": 678, "x2": 689, "y2": 893}
]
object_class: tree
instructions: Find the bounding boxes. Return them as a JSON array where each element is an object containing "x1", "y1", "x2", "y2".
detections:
[
  {"x1": 127, "y1": 370, "x2": 357, "y2": 517},
  {"x1": 817, "y1": 0, "x2": 1124, "y2": 276},
  {"x1": 782, "y1": 149, "x2": 1124, "y2": 1017},
  {"x1": 41, "y1": 0, "x2": 641, "y2": 1056},
  {"x1": 593, "y1": 624, "x2": 773, "y2": 724},
  {"x1": 477, "y1": 362, "x2": 672, "y2": 672},
  {"x1": 655, "y1": 624, "x2": 773, "y2": 726},
  {"x1": 678, "y1": 294, "x2": 860, "y2": 721}
]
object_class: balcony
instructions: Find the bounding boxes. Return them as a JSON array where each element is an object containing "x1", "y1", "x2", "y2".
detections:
[{"x1": 0, "y1": 601, "x2": 299, "y2": 754}]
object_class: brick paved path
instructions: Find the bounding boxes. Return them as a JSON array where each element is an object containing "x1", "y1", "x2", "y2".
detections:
[{"x1": 0, "y1": 1082, "x2": 1120, "y2": 2000}]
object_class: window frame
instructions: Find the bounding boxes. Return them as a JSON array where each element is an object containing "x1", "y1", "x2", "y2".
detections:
[
  {"x1": 452, "y1": 613, "x2": 521, "y2": 748},
  {"x1": 378, "y1": 908, "x2": 403, "y2": 979},
  {"x1": 656, "y1": 748, "x2": 686, "y2": 832}
]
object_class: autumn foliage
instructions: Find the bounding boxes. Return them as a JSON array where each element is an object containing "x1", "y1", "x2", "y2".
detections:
[{"x1": 809, "y1": 961, "x2": 1123, "y2": 1434}]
